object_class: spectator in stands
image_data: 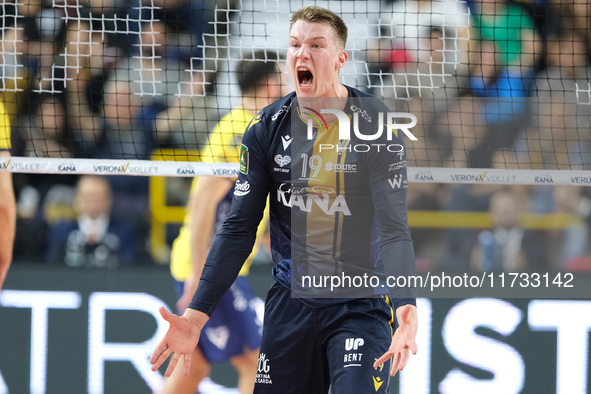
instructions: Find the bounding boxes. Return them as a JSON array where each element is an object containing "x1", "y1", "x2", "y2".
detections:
[
  {"x1": 549, "y1": 0, "x2": 591, "y2": 54},
  {"x1": 126, "y1": 0, "x2": 210, "y2": 59},
  {"x1": 0, "y1": 100, "x2": 16, "y2": 291},
  {"x1": 45, "y1": 175, "x2": 140, "y2": 268},
  {"x1": 95, "y1": 79, "x2": 152, "y2": 159},
  {"x1": 19, "y1": 93, "x2": 80, "y2": 158},
  {"x1": 109, "y1": 18, "x2": 198, "y2": 149},
  {"x1": 421, "y1": 91, "x2": 488, "y2": 168},
  {"x1": 471, "y1": 188, "x2": 549, "y2": 271},
  {"x1": 10, "y1": 93, "x2": 80, "y2": 263},
  {"x1": 466, "y1": 0, "x2": 542, "y2": 168},
  {"x1": 531, "y1": 27, "x2": 591, "y2": 169},
  {"x1": 367, "y1": 0, "x2": 470, "y2": 100},
  {"x1": 24, "y1": 4, "x2": 68, "y2": 93},
  {"x1": 552, "y1": 186, "x2": 591, "y2": 267},
  {"x1": 384, "y1": 0, "x2": 470, "y2": 70},
  {"x1": 114, "y1": 20, "x2": 184, "y2": 105}
]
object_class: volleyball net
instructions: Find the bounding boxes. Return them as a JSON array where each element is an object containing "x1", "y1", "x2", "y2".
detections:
[{"x1": 0, "y1": 0, "x2": 588, "y2": 185}]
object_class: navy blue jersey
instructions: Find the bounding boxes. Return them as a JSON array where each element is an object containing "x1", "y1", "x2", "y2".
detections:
[{"x1": 190, "y1": 86, "x2": 416, "y2": 315}]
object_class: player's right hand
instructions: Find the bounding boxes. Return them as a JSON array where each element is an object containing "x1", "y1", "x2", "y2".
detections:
[{"x1": 150, "y1": 306, "x2": 209, "y2": 377}]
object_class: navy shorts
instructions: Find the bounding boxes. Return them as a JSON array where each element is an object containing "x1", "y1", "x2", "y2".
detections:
[
  {"x1": 254, "y1": 283, "x2": 394, "y2": 394},
  {"x1": 175, "y1": 276, "x2": 263, "y2": 363}
]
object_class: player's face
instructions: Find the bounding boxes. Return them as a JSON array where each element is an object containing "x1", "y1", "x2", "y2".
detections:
[{"x1": 287, "y1": 20, "x2": 348, "y2": 98}]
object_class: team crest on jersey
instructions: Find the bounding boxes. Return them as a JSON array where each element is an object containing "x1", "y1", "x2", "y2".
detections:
[{"x1": 239, "y1": 144, "x2": 249, "y2": 175}]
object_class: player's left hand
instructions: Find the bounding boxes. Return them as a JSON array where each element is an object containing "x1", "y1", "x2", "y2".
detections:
[
  {"x1": 149, "y1": 306, "x2": 209, "y2": 377},
  {"x1": 373, "y1": 304, "x2": 418, "y2": 376}
]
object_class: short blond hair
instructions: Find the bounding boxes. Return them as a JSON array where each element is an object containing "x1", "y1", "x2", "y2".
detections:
[{"x1": 290, "y1": 6, "x2": 348, "y2": 50}]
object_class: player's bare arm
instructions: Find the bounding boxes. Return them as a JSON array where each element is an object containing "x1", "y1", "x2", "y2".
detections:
[
  {"x1": 373, "y1": 304, "x2": 418, "y2": 376},
  {"x1": 0, "y1": 101, "x2": 15, "y2": 292}
]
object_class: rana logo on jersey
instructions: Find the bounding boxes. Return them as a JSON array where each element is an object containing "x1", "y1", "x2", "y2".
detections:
[
  {"x1": 239, "y1": 144, "x2": 249, "y2": 175},
  {"x1": 276, "y1": 183, "x2": 351, "y2": 216}
]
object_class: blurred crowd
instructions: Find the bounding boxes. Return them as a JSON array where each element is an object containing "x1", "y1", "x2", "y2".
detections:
[{"x1": 0, "y1": 0, "x2": 590, "y2": 271}]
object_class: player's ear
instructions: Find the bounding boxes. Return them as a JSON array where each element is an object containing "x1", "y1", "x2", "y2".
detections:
[{"x1": 336, "y1": 50, "x2": 348, "y2": 70}]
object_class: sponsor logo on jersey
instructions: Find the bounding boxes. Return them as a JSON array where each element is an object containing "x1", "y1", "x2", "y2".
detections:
[
  {"x1": 345, "y1": 337, "x2": 364, "y2": 351},
  {"x1": 344, "y1": 337, "x2": 365, "y2": 368},
  {"x1": 256, "y1": 353, "x2": 273, "y2": 384},
  {"x1": 388, "y1": 174, "x2": 408, "y2": 189},
  {"x1": 274, "y1": 154, "x2": 291, "y2": 167},
  {"x1": 276, "y1": 183, "x2": 351, "y2": 216},
  {"x1": 388, "y1": 160, "x2": 406, "y2": 172},
  {"x1": 271, "y1": 104, "x2": 291, "y2": 121},
  {"x1": 234, "y1": 180, "x2": 251, "y2": 196},
  {"x1": 350, "y1": 103, "x2": 372, "y2": 122},
  {"x1": 324, "y1": 161, "x2": 357, "y2": 173},
  {"x1": 239, "y1": 144, "x2": 249, "y2": 175}
]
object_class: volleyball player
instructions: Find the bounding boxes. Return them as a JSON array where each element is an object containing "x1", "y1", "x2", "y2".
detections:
[{"x1": 151, "y1": 6, "x2": 418, "y2": 393}]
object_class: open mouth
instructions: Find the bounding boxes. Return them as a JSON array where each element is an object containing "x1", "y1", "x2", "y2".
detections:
[{"x1": 297, "y1": 67, "x2": 313, "y2": 87}]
